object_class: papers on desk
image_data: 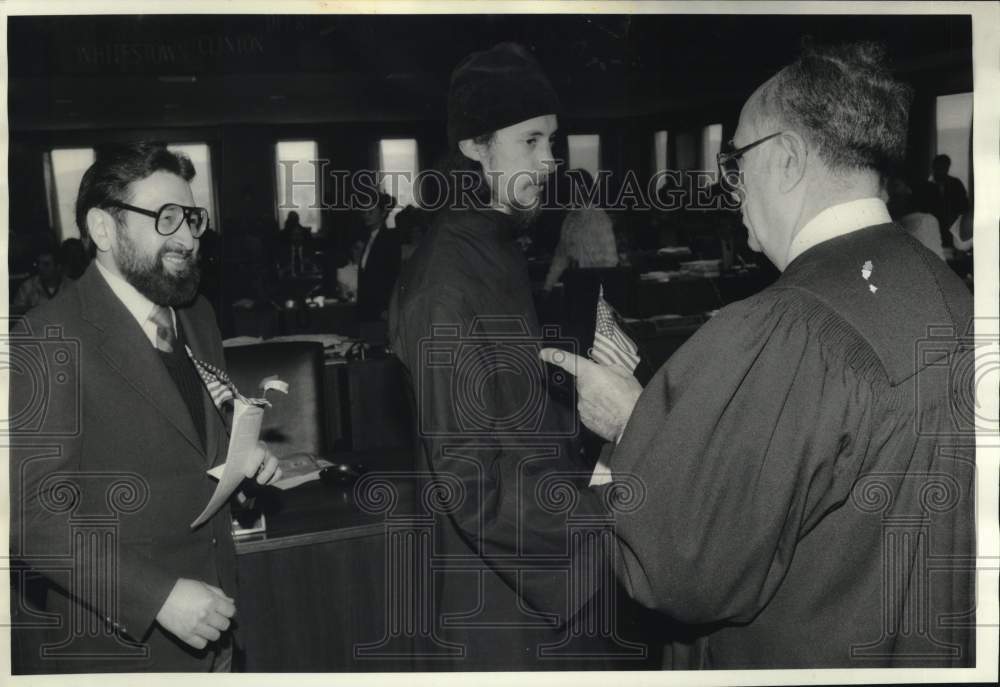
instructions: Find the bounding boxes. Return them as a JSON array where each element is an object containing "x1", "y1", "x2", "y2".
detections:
[
  {"x1": 679, "y1": 259, "x2": 722, "y2": 277},
  {"x1": 215, "y1": 453, "x2": 335, "y2": 491},
  {"x1": 621, "y1": 313, "x2": 682, "y2": 325},
  {"x1": 271, "y1": 454, "x2": 335, "y2": 490},
  {"x1": 267, "y1": 333, "x2": 349, "y2": 346},
  {"x1": 267, "y1": 334, "x2": 359, "y2": 358},
  {"x1": 656, "y1": 246, "x2": 693, "y2": 258},
  {"x1": 639, "y1": 270, "x2": 677, "y2": 282},
  {"x1": 224, "y1": 333, "x2": 361, "y2": 358},
  {"x1": 223, "y1": 335, "x2": 264, "y2": 348}
]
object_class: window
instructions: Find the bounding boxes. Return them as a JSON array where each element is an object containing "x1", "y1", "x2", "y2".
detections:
[
  {"x1": 275, "y1": 140, "x2": 321, "y2": 233},
  {"x1": 935, "y1": 93, "x2": 973, "y2": 190},
  {"x1": 167, "y1": 143, "x2": 217, "y2": 231},
  {"x1": 45, "y1": 147, "x2": 95, "y2": 241},
  {"x1": 701, "y1": 124, "x2": 723, "y2": 179},
  {"x1": 378, "y1": 138, "x2": 418, "y2": 228},
  {"x1": 652, "y1": 130, "x2": 669, "y2": 191},
  {"x1": 567, "y1": 134, "x2": 601, "y2": 179},
  {"x1": 674, "y1": 131, "x2": 697, "y2": 170}
]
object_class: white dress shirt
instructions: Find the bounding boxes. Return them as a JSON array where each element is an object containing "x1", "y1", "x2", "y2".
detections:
[
  {"x1": 95, "y1": 260, "x2": 175, "y2": 347},
  {"x1": 786, "y1": 197, "x2": 892, "y2": 267}
]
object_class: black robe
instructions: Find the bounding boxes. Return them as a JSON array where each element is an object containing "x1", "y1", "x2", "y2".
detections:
[{"x1": 598, "y1": 223, "x2": 976, "y2": 668}]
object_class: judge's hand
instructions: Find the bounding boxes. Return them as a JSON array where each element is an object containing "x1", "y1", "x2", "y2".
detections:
[
  {"x1": 155, "y1": 578, "x2": 236, "y2": 650},
  {"x1": 243, "y1": 440, "x2": 282, "y2": 486},
  {"x1": 539, "y1": 348, "x2": 643, "y2": 443}
]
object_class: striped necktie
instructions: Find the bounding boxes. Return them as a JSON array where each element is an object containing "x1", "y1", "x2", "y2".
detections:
[{"x1": 149, "y1": 305, "x2": 175, "y2": 354}]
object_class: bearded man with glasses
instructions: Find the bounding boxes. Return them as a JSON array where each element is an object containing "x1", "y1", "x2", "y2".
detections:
[
  {"x1": 10, "y1": 142, "x2": 281, "y2": 673},
  {"x1": 542, "y1": 42, "x2": 974, "y2": 668}
]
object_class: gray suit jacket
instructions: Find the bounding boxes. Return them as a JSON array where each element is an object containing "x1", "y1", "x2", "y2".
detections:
[{"x1": 10, "y1": 266, "x2": 237, "y2": 673}]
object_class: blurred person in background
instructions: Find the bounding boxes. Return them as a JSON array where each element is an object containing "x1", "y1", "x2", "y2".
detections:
[
  {"x1": 283, "y1": 210, "x2": 312, "y2": 275},
  {"x1": 882, "y1": 176, "x2": 945, "y2": 259},
  {"x1": 11, "y1": 244, "x2": 63, "y2": 314},
  {"x1": 356, "y1": 191, "x2": 400, "y2": 322},
  {"x1": 543, "y1": 168, "x2": 618, "y2": 292},
  {"x1": 917, "y1": 153, "x2": 969, "y2": 251},
  {"x1": 336, "y1": 238, "x2": 365, "y2": 302},
  {"x1": 58, "y1": 237, "x2": 91, "y2": 280}
]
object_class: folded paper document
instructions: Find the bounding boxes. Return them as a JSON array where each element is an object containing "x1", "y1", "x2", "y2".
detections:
[{"x1": 191, "y1": 378, "x2": 289, "y2": 528}]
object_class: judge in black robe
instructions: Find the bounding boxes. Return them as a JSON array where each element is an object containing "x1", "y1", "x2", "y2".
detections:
[{"x1": 542, "y1": 43, "x2": 976, "y2": 669}]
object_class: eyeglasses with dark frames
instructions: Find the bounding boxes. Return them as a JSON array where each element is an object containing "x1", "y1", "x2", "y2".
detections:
[
  {"x1": 716, "y1": 131, "x2": 785, "y2": 196},
  {"x1": 104, "y1": 201, "x2": 210, "y2": 238}
]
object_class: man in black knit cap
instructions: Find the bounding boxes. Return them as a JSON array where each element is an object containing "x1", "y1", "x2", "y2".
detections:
[{"x1": 389, "y1": 43, "x2": 628, "y2": 669}]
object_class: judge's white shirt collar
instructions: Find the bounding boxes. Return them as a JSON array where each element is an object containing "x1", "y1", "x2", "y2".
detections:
[
  {"x1": 95, "y1": 259, "x2": 175, "y2": 347},
  {"x1": 786, "y1": 197, "x2": 891, "y2": 267}
]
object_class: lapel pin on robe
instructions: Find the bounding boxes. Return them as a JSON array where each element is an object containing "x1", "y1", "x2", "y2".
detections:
[{"x1": 861, "y1": 260, "x2": 878, "y2": 294}]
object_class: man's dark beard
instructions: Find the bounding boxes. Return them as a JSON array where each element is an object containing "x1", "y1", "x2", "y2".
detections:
[
  {"x1": 508, "y1": 202, "x2": 542, "y2": 229},
  {"x1": 115, "y1": 227, "x2": 200, "y2": 307}
]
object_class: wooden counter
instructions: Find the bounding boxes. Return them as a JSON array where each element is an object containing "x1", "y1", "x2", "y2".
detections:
[
  {"x1": 234, "y1": 450, "x2": 420, "y2": 672},
  {"x1": 233, "y1": 452, "x2": 666, "y2": 672}
]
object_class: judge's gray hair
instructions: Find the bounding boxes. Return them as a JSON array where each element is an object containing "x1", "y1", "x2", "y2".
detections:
[{"x1": 758, "y1": 41, "x2": 913, "y2": 175}]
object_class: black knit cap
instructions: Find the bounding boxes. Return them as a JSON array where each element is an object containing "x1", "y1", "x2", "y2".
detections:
[{"x1": 447, "y1": 42, "x2": 561, "y2": 147}]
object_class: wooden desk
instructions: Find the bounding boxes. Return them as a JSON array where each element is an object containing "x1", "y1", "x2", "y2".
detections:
[
  {"x1": 632, "y1": 275, "x2": 723, "y2": 317},
  {"x1": 283, "y1": 302, "x2": 359, "y2": 338},
  {"x1": 631, "y1": 268, "x2": 777, "y2": 318},
  {"x1": 235, "y1": 450, "x2": 419, "y2": 672},
  {"x1": 233, "y1": 454, "x2": 666, "y2": 673},
  {"x1": 231, "y1": 302, "x2": 359, "y2": 339}
]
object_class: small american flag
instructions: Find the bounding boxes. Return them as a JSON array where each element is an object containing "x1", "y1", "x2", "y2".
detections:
[
  {"x1": 185, "y1": 345, "x2": 239, "y2": 408},
  {"x1": 590, "y1": 285, "x2": 640, "y2": 373}
]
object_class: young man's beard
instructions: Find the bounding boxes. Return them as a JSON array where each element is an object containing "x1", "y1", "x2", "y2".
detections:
[
  {"x1": 114, "y1": 226, "x2": 201, "y2": 307},
  {"x1": 495, "y1": 181, "x2": 543, "y2": 228},
  {"x1": 508, "y1": 202, "x2": 543, "y2": 229}
]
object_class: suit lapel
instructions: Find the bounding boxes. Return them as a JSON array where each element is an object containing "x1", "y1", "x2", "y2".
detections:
[
  {"x1": 79, "y1": 268, "x2": 205, "y2": 461},
  {"x1": 362, "y1": 226, "x2": 384, "y2": 273},
  {"x1": 178, "y1": 307, "x2": 227, "y2": 467}
]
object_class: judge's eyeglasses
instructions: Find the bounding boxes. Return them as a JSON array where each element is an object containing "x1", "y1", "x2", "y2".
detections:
[
  {"x1": 104, "y1": 201, "x2": 210, "y2": 238},
  {"x1": 716, "y1": 131, "x2": 784, "y2": 197}
]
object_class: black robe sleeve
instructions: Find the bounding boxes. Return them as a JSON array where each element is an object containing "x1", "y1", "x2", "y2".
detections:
[{"x1": 598, "y1": 290, "x2": 878, "y2": 625}]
